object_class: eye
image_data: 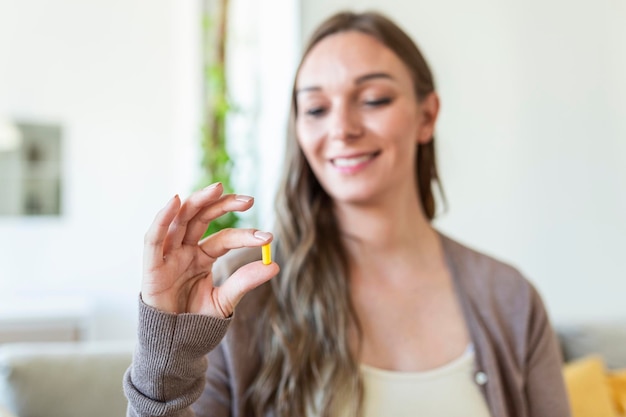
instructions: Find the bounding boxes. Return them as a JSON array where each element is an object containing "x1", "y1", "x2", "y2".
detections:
[
  {"x1": 363, "y1": 97, "x2": 392, "y2": 107},
  {"x1": 304, "y1": 107, "x2": 327, "y2": 117}
]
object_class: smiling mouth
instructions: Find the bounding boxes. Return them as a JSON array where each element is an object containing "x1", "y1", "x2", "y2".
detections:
[{"x1": 331, "y1": 151, "x2": 380, "y2": 167}]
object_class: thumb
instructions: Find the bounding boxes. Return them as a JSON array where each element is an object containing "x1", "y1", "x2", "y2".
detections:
[{"x1": 214, "y1": 261, "x2": 280, "y2": 316}]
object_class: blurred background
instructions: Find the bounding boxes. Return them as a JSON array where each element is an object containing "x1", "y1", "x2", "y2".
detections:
[{"x1": 0, "y1": 0, "x2": 624, "y2": 344}]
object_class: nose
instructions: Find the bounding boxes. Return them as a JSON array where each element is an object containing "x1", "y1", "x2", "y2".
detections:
[{"x1": 328, "y1": 102, "x2": 363, "y2": 141}]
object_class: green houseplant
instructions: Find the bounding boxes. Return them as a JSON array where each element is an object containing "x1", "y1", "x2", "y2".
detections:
[{"x1": 199, "y1": 0, "x2": 237, "y2": 236}]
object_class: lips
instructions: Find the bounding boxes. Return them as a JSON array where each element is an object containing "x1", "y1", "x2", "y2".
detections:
[{"x1": 330, "y1": 151, "x2": 380, "y2": 168}]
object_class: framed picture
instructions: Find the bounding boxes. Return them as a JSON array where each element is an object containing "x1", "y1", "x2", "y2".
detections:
[{"x1": 0, "y1": 121, "x2": 62, "y2": 216}]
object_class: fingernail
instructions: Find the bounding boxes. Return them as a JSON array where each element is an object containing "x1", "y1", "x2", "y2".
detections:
[
  {"x1": 235, "y1": 195, "x2": 253, "y2": 203},
  {"x1": 254, "y1": 231, "x2": 272, "y2": 241},
  {"x1": 203, "y1": 182, "x2": 221, "y2": 190}
]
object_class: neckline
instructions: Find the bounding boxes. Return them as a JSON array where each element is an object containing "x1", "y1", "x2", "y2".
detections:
[{"x1": 359, "y1": 344, "x2": 474, "y2": 380}]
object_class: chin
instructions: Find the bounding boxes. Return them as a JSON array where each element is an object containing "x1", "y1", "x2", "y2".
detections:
[{"x1": 323, "y1": 186, "x2": 380, "y2": 206}]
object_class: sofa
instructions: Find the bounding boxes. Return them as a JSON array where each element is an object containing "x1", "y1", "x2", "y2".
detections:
[
  {"x1": 0, "y1": 324, "x2": 625, "y2": 417},
  {"x1": 0, "y1": 341, "x2": 134, "y2": 417},
  {"x1": 558, "y1": 323, "x2": 626, "y2": 417}
]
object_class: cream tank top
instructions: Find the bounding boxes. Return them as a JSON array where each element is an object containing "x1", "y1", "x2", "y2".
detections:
[
  {"x1": 358, "y1": 346, "x2": 491, "y2": 417},
  {"x1": 311, "y1": 346, "x2": 492, "y2": 417}
]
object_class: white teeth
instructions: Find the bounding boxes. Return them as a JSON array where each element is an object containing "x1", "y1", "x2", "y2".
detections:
[{"x1": 332, "y1": 154, "x2": 374, "y2": 167}]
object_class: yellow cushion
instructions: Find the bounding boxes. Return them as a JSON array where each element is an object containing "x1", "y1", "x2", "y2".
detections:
[
  {"x1": 563, "y1": 355, "x2": 617, "y2": 417},
  {"x1": 608, "y1": 369, "x2": 626, "y2": 416}
]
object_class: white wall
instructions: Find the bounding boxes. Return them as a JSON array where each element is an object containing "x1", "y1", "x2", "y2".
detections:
[
  {"x1": 300, "y1": 0, "x2": 626, "y2": 322},
  {"x1": 0, "y1": 0, "x2": 202, "y2": 339},
  {"x1": 1, "y1": 0, "x2": 623, "y2": 341},
  {"x1": 0, "y1": 0, "x2": 300, "y2": 341},
  {"x1": 226, "y1": 0, "x2": 300, "y2": 231}
]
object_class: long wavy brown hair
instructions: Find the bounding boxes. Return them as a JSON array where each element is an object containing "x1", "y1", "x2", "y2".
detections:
[{"x1": 246, "y1": 10, "x2": 444, "y2": 417}]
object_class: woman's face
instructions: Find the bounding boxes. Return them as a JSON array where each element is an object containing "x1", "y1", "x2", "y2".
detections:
[{"x1": 295, "y1": 30, "x2": 438, "y2": 207}]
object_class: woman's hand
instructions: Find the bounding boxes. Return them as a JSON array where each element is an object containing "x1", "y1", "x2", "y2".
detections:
[{"x1": 141, "y1": 182, "x2": 279, "y2": 318}]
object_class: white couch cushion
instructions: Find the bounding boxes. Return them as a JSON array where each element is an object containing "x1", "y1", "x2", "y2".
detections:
[
  {"x1": 557, "y1": 322, "x2": 626, "y2": 369},
  {"x1": 0, "y1": 341, "x2": 133, "y2": 417}
]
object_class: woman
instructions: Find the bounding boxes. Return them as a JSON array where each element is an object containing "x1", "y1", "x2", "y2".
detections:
[{"x1": 124, "y1": 11, "x2": 570, "y2": 417}]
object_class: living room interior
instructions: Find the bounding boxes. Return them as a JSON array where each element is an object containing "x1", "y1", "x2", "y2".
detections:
[{"x1": 0, "y1": 0, "x2": 625, "y2": 416}]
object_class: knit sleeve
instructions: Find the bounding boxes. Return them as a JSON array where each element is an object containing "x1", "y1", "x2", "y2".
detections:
[
  {"x1": 123, "y1": 297, "x2": 232, "y2": 417},
  {"x1": 524, "y1": 285, "x2": 572, "y2": 417}
]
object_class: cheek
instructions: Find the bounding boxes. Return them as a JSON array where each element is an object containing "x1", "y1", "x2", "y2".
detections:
[
  {"x1": 296, "y1": 120, "x2": 325, "y2": 159},
  {"x1": 393, "y1": 105, "x2": 420, "y2": 137},
  {"x1": 365, "y1": 107, "x2": 420, "y2": 148}
]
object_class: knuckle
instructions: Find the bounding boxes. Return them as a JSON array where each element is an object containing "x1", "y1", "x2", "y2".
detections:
[
  {"x1": 213, "y1": 291, "x2": 234, "y2": 318},
  {"x1": 170, "y1": 219, "x2": 187, "y2": 231}
]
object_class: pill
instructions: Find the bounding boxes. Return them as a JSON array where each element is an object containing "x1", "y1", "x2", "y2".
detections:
[{"x1": 262, "y1": 243, "x2": 271, "y2": 265}]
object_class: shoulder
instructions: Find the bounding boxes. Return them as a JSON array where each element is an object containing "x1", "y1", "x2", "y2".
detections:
[
  {"x1": 439, "y1": 233, "x2": 546, "y2": 327},
  {"x1": 440, "y1": 233, "x2": 536, "y2": 299},
  {"x1": 440, "y1": 233, "x2": 555, "y2": 364}
]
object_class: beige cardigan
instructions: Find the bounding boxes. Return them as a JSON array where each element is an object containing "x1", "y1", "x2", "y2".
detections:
[{"x1": 124, "y1": 233, "x2": 571, "y2": 417}]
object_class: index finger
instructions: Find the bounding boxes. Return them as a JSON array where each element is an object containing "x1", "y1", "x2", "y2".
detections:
[
  {"x1": 143, "y1": 195, "x2": 181, "y2": 269},
  {"x1": 164, "y1": 182, "x2": 224, "y2": 252}
]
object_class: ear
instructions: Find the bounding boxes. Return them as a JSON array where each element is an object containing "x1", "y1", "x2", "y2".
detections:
[{"x1": 416, "y1": 92, "x2": 440, "y2": 144}]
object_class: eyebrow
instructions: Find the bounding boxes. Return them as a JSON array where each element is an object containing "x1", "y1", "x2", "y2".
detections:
[{"x1": 296, "y1": 72, "x2": 395, "y2": 95}]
